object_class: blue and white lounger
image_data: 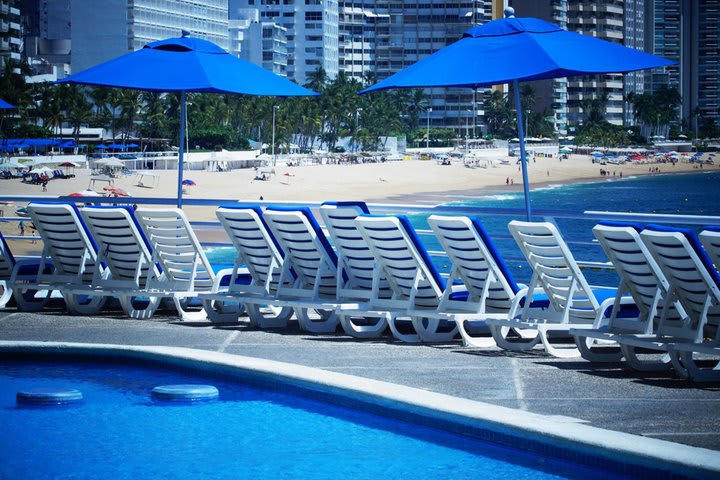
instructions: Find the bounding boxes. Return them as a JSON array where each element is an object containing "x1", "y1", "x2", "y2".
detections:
[
  {"x1": 640, "y1": 225, "x2": 720, "y2": 381},
  {"x1": 0, "y1": 231, "x2": 52, "y2": 310}
]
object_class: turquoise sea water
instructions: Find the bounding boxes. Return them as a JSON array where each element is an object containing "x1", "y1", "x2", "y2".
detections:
[{"x1": 0, "y1": 359, "x2": 626, "y2": 480}]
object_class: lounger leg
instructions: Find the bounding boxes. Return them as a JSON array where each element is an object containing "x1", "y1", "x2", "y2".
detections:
[
  {"x1": 386, "y1": 314, "x2": 422, "y2": 343},
  {"x1": 0, "y1": 281, "x2": 13, "y2": 308},
  {"x1": 489, "y1": 323, "x2": 541, "y2": 351},
  {"x1": 456, "y1": 319, "x2": 498, "y2": 348},
  {"x1": 620, "y1": 344, "x2": 673, "y2": 372},
  {"x1": 412, "y1": 316, "x2": 459, "y2": 343},
  {"x1": 337, "y1": 312, "x2": 388, "y2": 339},
  {"x1": 12, "y1": 284, "x2": 51, "y2": 312},
  {"x1": 294, "y1": 307, "x2": 339, "y2": 334},
  {"x1": 201, "y1": 297, "x2": 246, "y2": 323},
  {"x1": 171, "y1": 295, "x2": 208, "y2": 322},
  {"x1": 536, "y1": 327, "x2": 582, "y2": 358},
  {"x1": 64, "y1": 292, "x2": 106, "y2": 315},
  {"x1": 119, "y1": 295, "x2": 162, "y2": 320},
  {"x1": 574, "y1": 335, "x2": 623, "y2": 363},
  {"x1": 671, "y1": 350, "x2": 720, "y2": 382},
  {"x1": 246, "y1": 303, "x2": 293, "y2": 329}
]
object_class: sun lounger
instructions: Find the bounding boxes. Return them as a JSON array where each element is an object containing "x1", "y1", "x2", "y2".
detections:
[
  {"x1": 351, "y1": 214, "x2": 462, "y2": 343},
  {"x1": 0, "y1": 231, "x2": 53, "y2": 310},
  {"x1": 427, "y1": 215, "x2": 549, "y2": 347},
  {"x1": 486, "y1": 221, "x2": 635, "y2": 358},
  {"x1": 134, "y1": 207, "x2": 244, "y2": 322},
  {"x1": 700, "y1": 226, "x2": 720, "y2": 270},
  {"x1": 319, "y1": 201, "x2": 390, "y2": 338},
  {"x1": 640, "y1": 225, "x2": 720, "y2": 381},
  {"x1": 261, "y1": 206, "x2": 340, "y2": 333},
  {"x1": 25, "y1": 202, "x2": 108, "y2": 314},
  {"x1": 570, "y1": 222, "x2": 684, "y2": 369},
  {"x1": 199, "y1": 206, "x2": 294, "y2": 328}
]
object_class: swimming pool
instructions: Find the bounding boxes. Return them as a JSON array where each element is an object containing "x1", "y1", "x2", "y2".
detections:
[{"x1": 0, "y1": 342, "x2": 717, "y2": 479}]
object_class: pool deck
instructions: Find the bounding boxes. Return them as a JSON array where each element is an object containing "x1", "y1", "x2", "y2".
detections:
[{"x1": 1, "y1": 307, "x2": 719, "y2": 453}]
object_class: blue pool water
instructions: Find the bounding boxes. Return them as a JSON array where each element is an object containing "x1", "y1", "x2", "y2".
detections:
[{"x1": 0, "y1": 359, "x2": 628, "y2": 480}]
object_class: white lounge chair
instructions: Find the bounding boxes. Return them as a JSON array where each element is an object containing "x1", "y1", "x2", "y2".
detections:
[
  {"x1": 427, "y1": 215, "x2": 549, "y2": 347},
  {"x1": 352, "y1": 214, "x2": 462, "y2": 343},
  {"x1": 25, "y1": 202, "x2": 108, "y2": 314},
  {"x1": 486, "y1": 221, "x2": 635, "y2": 358},
  {"x1": 134, "y1": 207, "x2": 241, "y2": 322},
  {"x1": 199, "y1": 206, "x2": 294, "y2": 328},
  {"x1": 700, "y1": 226, "x2": 720, "y2": 270},
  {"x1": 0, "y1": 231, "x2": 52, "y2": 310},
  {"x1": 319, "y1": 201, "x2": 390, "y2": 338},
  {"x1": 262, "y1": 206, "x2": 340, "y2": 333},
  {"x1": 77, "y1": 206, "x2": 165, "y2": 319},
  {"x1": 571, "y1": 222, "x2": 683, "y2": 369},
  {"x1": 641, "y1": 224, "x2": 720, "y2": 381}
]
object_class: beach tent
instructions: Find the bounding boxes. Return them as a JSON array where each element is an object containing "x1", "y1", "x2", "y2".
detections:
[
  {"x1": 57, "y1": 33, "x2": 317, "y2": 208},
  {"x1": 360, "y1": 7, "x2": 673, "y2": 219}
]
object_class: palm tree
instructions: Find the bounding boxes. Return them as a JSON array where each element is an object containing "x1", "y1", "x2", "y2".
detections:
[{"x1": 64, "y1": 85, "x2": 93, "y2": 144}]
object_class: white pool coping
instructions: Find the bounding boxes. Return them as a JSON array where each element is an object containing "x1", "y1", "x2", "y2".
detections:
[{"x1": 1, "y1": 340, "x2": 718, "y2": 478}]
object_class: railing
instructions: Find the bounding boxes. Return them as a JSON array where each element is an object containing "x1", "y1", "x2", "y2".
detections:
[{"x1": 2, "y1": 194, "x2": 719, "y2": 286}]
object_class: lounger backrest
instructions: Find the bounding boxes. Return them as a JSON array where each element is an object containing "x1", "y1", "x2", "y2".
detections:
[
  {"x1": 319, "y1": 201, "x2": 391, "y2": 300},
  {"x1": 27, "y1": 202, "x2": 99, "y2": 283},
  {"x1": 355, "y1": 214, "x2": 444, "y2": 309},
  {"x1": 428, "y1": 215, "x2": 517, "y2": 312},
  {"x1": 263, "y1": 206, "x2": 337, "y2": 297},
  {"x1": 215, "y1": 206, "x2": 290, "y2": 294},
  {"x1": 700, "y1": 227, "x2": 720, "y2": 272},
  {"x1": 593, "y1": 222, "x2": 682, "y2": 331},
  {"x1": 641, "y1": 225, "x2": 720, "y2": 334},
  {"x1": 0, "y1": 232, "x2": 15, "y2": 280},
  {"x1": 509, "y1": 220, "x2": 598, "y2": 319},
  {"x1": 135, "y1": 208, "x2": 215, "y2": 292},
  {"x1": 81, "y1": 206, "x2": 159, "y2": 286}
]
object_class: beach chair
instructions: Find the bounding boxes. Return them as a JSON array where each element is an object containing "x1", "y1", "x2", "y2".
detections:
[
  {"x1": 427, "y1": 215, "x2": 549, "y2": 348},
  {"x1": 570, "y1": 222, "x2": 684, "y2": 368},
  {"x1": 262, "y1": 206, "x2": 340, "y2": 333},
  {"x1": 24, "y1": 202, "x2": 108, "y2": 314},
  {"x1": 700, "y1": 226, "x2": 720, "y2": 270},
  {"x1": 351, "y1": 214, "x2": 462, "y2": 343},
  {"x1": 486, "y1": 221, "x2": 635, "y2": 358},
  {"x1": 640, "y1": 225, "x2": 720, "y2": 381},
  {"x1": 134, "y1": 207, "x2": 242, "y2": 322},
  {"x1": 199, "y1": 206, "x2": 294, "y2": 328},
  {"x1": 77, "y1": 206, "x2": 165, "y2": 319},
  {"x1": 319, "y1": 201, "x2": 390, "y2": 338},
  {"x1": 0, "y1": 231, "x2": 52, "y2": 310}
]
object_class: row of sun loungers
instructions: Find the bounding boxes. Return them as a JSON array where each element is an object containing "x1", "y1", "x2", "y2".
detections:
[{"x1": 0, "y1": 201, "x2": 718, "y2": 381}]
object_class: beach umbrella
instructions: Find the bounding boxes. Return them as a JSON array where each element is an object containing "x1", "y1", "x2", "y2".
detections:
[
  {"x1": 360, "y1": 7, "x2": 674, "y2": 219},
  {"x1": 95, "y1": 145, "x2": 107, "y2": 150},
  {"x1": 57, "y1": 33, "x2": 318, "y2": 208},
  {"x1": 0, "y1": 99, "x2": 15, "y2": 109},
  {"x1": 181, "y1": 179, "x2": 196, "y2": 186}
]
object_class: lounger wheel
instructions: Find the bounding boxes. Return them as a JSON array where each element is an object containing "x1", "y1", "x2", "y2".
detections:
[
  {"x1": 202, "y1": 297, "x2": 246, "y2": 323},
  {"x1": 119, "y1": 295, "x2": 162, "y2": 320},
  {"x1": 293, "y1": 307, "x2": 339, "y2": 334},
  {"x1": 63, "y1": 292, "x2": 106, "y2": 315},
  {"x1": 337, "y1": 312, "x2": 389, "y2": 339},
  {"x1": 412, "y1": 316, "x2": 459, "y2": 343},
  {"x1": 489, "y1": 324, "x2": 541, "y2": 351},
  {"x1": 12, "y1": 285, "x2": 52, "y2": 312},
  {"x1": 245, "y1": 303, "x2": 293, "y2": 329}
]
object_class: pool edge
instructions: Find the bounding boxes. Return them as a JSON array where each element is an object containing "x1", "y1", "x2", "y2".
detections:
[{"x1": 1, "y1": 340, "x2": 717, "y2": 478}]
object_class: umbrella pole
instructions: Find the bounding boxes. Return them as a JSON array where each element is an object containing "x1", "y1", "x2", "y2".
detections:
[
  {"x1": 512, "y1": 80, "x2": 532, "y2": 220},
  {"x1": 177, "y1": 91, "x2": 186, "y2": 208}
]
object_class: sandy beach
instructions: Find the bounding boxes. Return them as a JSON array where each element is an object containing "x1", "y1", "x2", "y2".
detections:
[{"x1": 0, "y1": 152, "x2": 714, "y2": 254}]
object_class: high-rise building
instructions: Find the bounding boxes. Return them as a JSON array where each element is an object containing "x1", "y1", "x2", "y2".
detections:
[
  {"x1": 229, "y1": 0, "x2": 339, "y2": 86},
  {"x1": 623, "y1": 0, "x2": 646, "y2": 126},
  {"x1": 228, "y1": 8, "x2": 288, "y2": 76},
  {"x1": 70, "y1": 0, "x2": 229, "y2": 74},
  {"x1": 694, "y1": 0, "x2": 720, "y2": 131},
  {"x1": 0, "y1": 0, "x2": 22, "y2": 72}
]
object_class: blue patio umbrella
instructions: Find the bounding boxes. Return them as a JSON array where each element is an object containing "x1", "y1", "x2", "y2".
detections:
[
  {"x1": 360, "y1": 8, "x2": 675, "y2": 219},
  {"x1": 0, "y1": 99, "x2": 15, "y2": 109},
  {"x1": 57, "y1": 34, "x2": 317, "y2": 207},
  {"x1": 95, "y1": 145, "x2": 107, "y2": 150}
]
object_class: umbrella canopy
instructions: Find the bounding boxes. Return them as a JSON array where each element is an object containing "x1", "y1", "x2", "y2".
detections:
[
  {"x1": 360, "y1": 8, "x2": 674, "y2": 219},
  {"x1": 0, "y1": 99, "x2": 15, "y2": 109},
  {"x1": 107, "y1": 143, "x2": 127, "y2": 150},
  {"x1": 95, "y1": 145, "x2": 108, "y2": 150},
  {"x1": 95, "y1": 157, "x2": 125, "y2": 168},
  {"x1": 181, "y1": 179, "x2": 196, "y2": 186},
  {"x1": 57, "y1": 34, "x2": 317, "y2": 208}
]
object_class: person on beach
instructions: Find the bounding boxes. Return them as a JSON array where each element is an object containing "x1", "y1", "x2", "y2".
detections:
[{"x1": 19, "y1": 220, "x2": 24, "y2": 236}]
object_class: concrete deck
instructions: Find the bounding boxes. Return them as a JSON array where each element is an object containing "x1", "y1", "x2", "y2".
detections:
[{"x1": 1, "y1": 307, "x2": 719, "y2": 451}]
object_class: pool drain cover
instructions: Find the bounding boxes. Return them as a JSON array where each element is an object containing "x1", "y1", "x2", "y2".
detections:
[
  {"x1": 17, "y1": 388, "x2": 83, "y2": 405},
  {"x1": 151, "y1": 384, "x2": 219, "y2": 402}
]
